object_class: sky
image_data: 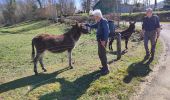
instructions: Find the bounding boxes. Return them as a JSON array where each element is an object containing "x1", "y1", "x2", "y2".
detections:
[
  {"x1": 75, "y1": 0, "x2": 164, "y2": 10},
  {"x1": 75, "y1": 0, "x2": 82, "y2": 10}
]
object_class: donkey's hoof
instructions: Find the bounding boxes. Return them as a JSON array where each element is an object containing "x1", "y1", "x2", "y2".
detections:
[
  {"x1": 69, "y1": 66, "x2": 73, "y2": 69},
  {"x1": 43, "y1": 69, "x2": 47, "y2": 72},
  {"x1": 34, "y1": 72, "x2": 38, "y2": 75},
  {"x1": 125, "y1": 49, "x2": 128, "y2": 52}
]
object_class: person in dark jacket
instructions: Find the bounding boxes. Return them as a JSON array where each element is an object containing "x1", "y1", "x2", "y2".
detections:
[
  {"x1": 86, "y1": 9, "x2": 110, "y2": 75},
  {"x1": 142, "y1": 8, "x2": 161, "y2": 60},
  {"x1": 108, "y1": 20, "x2": 116, "y2": 40}
]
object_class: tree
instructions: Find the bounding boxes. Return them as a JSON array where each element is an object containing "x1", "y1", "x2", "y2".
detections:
[
  {"x1": 154, "y1": 0, "x2": 157, "y2": 10},
  {"x1": 81, "y1": 0, "x2": 87, "y2": 13},
  {"x1": 81, "y1": 0, "x2": 98, "y2": 13},
  {"x1": 164, "y1": 0, "x2": 170, "y2": 5},
  {"x1": 68, "y1": 0, "x2": 76, "y2": 15},
  {"x1": 86, "y1": 0, "x2": 91, "y2": 13},
  {"x1": 122, "y1": 0, "x2": 129, "y2": 4},
  {"x1": 15, "y1": 0, "x2": 37, "y2": 21},
  {"x1": 58, "y1": 0, "x2": 76, "y2": 16},
  {"x1": 58, "y1": 0, "x2": 65, "y2": 15},
  {"x1": 92, "y1": 0, "x2": 99, "y2": 5},
  {"x1": 37, "y1": 0, "x2": 42, "y2": 8},
  {"x1": 2, "y1": 0, "x2": 17, "y2": 25}
]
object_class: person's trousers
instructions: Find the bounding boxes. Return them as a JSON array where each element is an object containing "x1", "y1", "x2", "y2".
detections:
[
  {"x1": 144, "y1": 30, "x2": 157, "y2": 57},
  {"x1": 97, "y1": 41, "x2": 108, "y2": 70}
]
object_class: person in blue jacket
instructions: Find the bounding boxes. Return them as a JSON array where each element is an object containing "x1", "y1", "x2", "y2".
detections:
[
  {"x1": 108, "y1": 20, "x2": 116, "y2": 41},
  {"x1": 86, "y1": 9, "x2": 110, "y2": 75}
]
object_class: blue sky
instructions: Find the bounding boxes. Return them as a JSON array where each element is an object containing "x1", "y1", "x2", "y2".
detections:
[{"x1": 75, "y1": 0, "x2": 82, "y2": 10}]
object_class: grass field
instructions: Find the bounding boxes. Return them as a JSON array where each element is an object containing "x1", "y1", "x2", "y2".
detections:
[{"x1": 0, "y1": 20, "x2": 162, "y2": 100}]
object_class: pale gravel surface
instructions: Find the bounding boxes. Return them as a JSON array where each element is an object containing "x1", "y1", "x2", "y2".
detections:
[{"x1": 131, "y1": 23, "x2": 170, "y2": 100}]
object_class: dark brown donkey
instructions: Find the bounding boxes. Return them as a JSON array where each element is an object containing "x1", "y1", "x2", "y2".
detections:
[
  {"x1": 32, "y1": 23, "x2": 89, "y2": 75},
  {"x1": 109, "y1": 21, "x2": 136, "y2": 50}
]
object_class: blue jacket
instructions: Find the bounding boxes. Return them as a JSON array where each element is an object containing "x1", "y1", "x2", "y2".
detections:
[
  {"x1": 86, "y1": 18, "x2": 109, "y2": 41},
  {"x1": 108, "y1": 20, "x2": 115, "y2": 33},
  {"x1": 108, "y1": 20, "x2": 116, "y2": 38},
  {"x1": 142, "y1": 15, "x2": 160, "y2": 31}
]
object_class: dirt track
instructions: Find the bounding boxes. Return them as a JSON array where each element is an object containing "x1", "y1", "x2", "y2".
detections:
[{"x1": 133, "y1": 23, "x2": 170, "y2": 100}]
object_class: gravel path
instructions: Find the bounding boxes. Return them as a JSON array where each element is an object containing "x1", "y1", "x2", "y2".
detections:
[{"x1": 134, "y1": 23, "x2": 170, "y2": 100}]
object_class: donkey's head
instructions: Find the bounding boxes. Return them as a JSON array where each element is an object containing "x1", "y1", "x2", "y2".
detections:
[
  {"x1": 71, "y1": 22, "x2": 89, "y2": 34},
  {"x1": 129, "y1": 21, "x2": 136, "y2": 29},
  {"x1": 128, "y1": 21, "x2": 136, "y2": 32}
]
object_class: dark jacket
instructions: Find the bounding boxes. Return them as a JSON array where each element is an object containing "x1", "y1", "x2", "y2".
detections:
[
  {"x1": 86, "y1": 18, "x2": 109, "y2": 41},
  {"x1": 142, "y1": 15, "x2": 160, "y2": 32},
  {"x1": 108, "y1": 20, "x2": 116, "y2": 38}
]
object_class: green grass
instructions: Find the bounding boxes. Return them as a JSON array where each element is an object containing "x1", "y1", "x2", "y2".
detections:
[{"x1": 0, "y1": 20, "x2": 162, "y2": 100}]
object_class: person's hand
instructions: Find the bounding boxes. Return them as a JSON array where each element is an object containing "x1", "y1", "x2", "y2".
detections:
[
  {"x1": 85, "y1": 23, "x2": 90, "y2": 27},
  {"x1": 141, "y1": 30, "x2": 145, "y2": 37},
  {"x1": 100, "y1": 41, "x2": 106, "y2": 47},
  {"x1": 156, "y1": 28, "x2": 161, "y2": 38},
  {"x1": 157, "y1": 33, "x2": 160, "y2": 38}
]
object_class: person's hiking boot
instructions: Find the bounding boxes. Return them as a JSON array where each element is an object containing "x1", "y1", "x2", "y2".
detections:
[
  {"x1": 99, "y1": 67, "x2": 104, "y2": 70},
  {"x1": 101, "y1": 69, "x2": 110, "y2": 75},
  {"x1": 150, "y1": 53, "x2": 155, "y2": 61},
  {"x1": 99, "y1": 64, "x2": 109, "y2": 70},
  {"x1": 144, "y1": 54, "x2": 150, "y2": 60},
  {"x1": 100, "y1": 67, "x2": 110, "y2": 75}
]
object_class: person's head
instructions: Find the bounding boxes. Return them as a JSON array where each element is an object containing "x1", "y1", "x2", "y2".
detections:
[
  {"x1": 90, "y1": 9, "x2": 103, "y2": 22},
  {"x1": 106, "y1": 14, "x2": 113, "y2": 21},
  {"x1": 146, "y1": 8, "x2": 153, "y2": 18}
]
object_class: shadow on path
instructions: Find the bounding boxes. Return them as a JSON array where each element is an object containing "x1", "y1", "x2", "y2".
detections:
[{"x1": 123, "y1": 58, "x2": 153, "y2": 83}]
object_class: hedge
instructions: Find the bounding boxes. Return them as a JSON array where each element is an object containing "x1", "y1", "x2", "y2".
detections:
[{"x1": 121, "y1": 11, "x2": 170, "y2": 22}]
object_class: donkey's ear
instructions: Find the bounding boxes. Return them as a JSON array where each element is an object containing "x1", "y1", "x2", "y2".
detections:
[
  {"x1": 129, "y1": 21, "x2": 132, "y2": 24},
  {"x1": 75, "y1": 21, "x2": 79, "y2": 26},
  {"x1": 133, "y1": 21, "x2": 136, "y2": 24}
]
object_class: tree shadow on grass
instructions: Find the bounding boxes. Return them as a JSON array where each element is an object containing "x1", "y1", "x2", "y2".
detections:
[
  {"x1": 3, "y1": 20, "x2": 36, "y2": 29},
  {"x1": 123, "y1": 58, "x2": 153, "y2": 83},
  {"x1": 0, "y1": 21, "x2": 49, "y2": 35},
  {"x1": 0, "y1": 67, "x2": 71, "y2": 94},
  {"x1": 39, "y1": 70, "x2": 102, "y2": 100}
]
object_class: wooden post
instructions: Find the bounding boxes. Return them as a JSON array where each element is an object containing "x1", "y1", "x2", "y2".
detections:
[{"x1": 116, "y1": 33, "x2": 121, "y2": 60}]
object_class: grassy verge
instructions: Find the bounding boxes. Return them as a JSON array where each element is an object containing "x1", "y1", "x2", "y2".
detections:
[{"x1": 0, "y1": 20, "x2": 162, "y2": 100}]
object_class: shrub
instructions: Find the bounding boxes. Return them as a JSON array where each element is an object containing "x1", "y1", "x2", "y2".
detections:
[{"x1": 121, "y1": 11, "x2": 170, "y2": 22}]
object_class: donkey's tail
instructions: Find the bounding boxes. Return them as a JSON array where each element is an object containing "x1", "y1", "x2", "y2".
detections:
[{"x1": 32, "y1": 38, "x2": 35, "y2": 61}]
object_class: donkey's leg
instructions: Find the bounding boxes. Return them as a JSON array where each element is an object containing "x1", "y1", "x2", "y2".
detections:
[
  {"x1": 109, "y1": 38, "x2": 114, "y2": 51},
  {"x1": 68, "y1": 50, "x2": 73, "y2": 69},
  {"x1": 34, "y1": 53, "x2": 41, "y2": 75},
  {"x1": 125, "y1": 39, "x2": 129, "y2": 50},
  {"x1": 111, "y1": 39, "x2": 114, "y2": 50},
  {"x1": 39, "y1": 54, "x2": 47, "y2": 72},
  {"x1": 108, "y1": 39, "x2": 111, "y2": 50}
]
